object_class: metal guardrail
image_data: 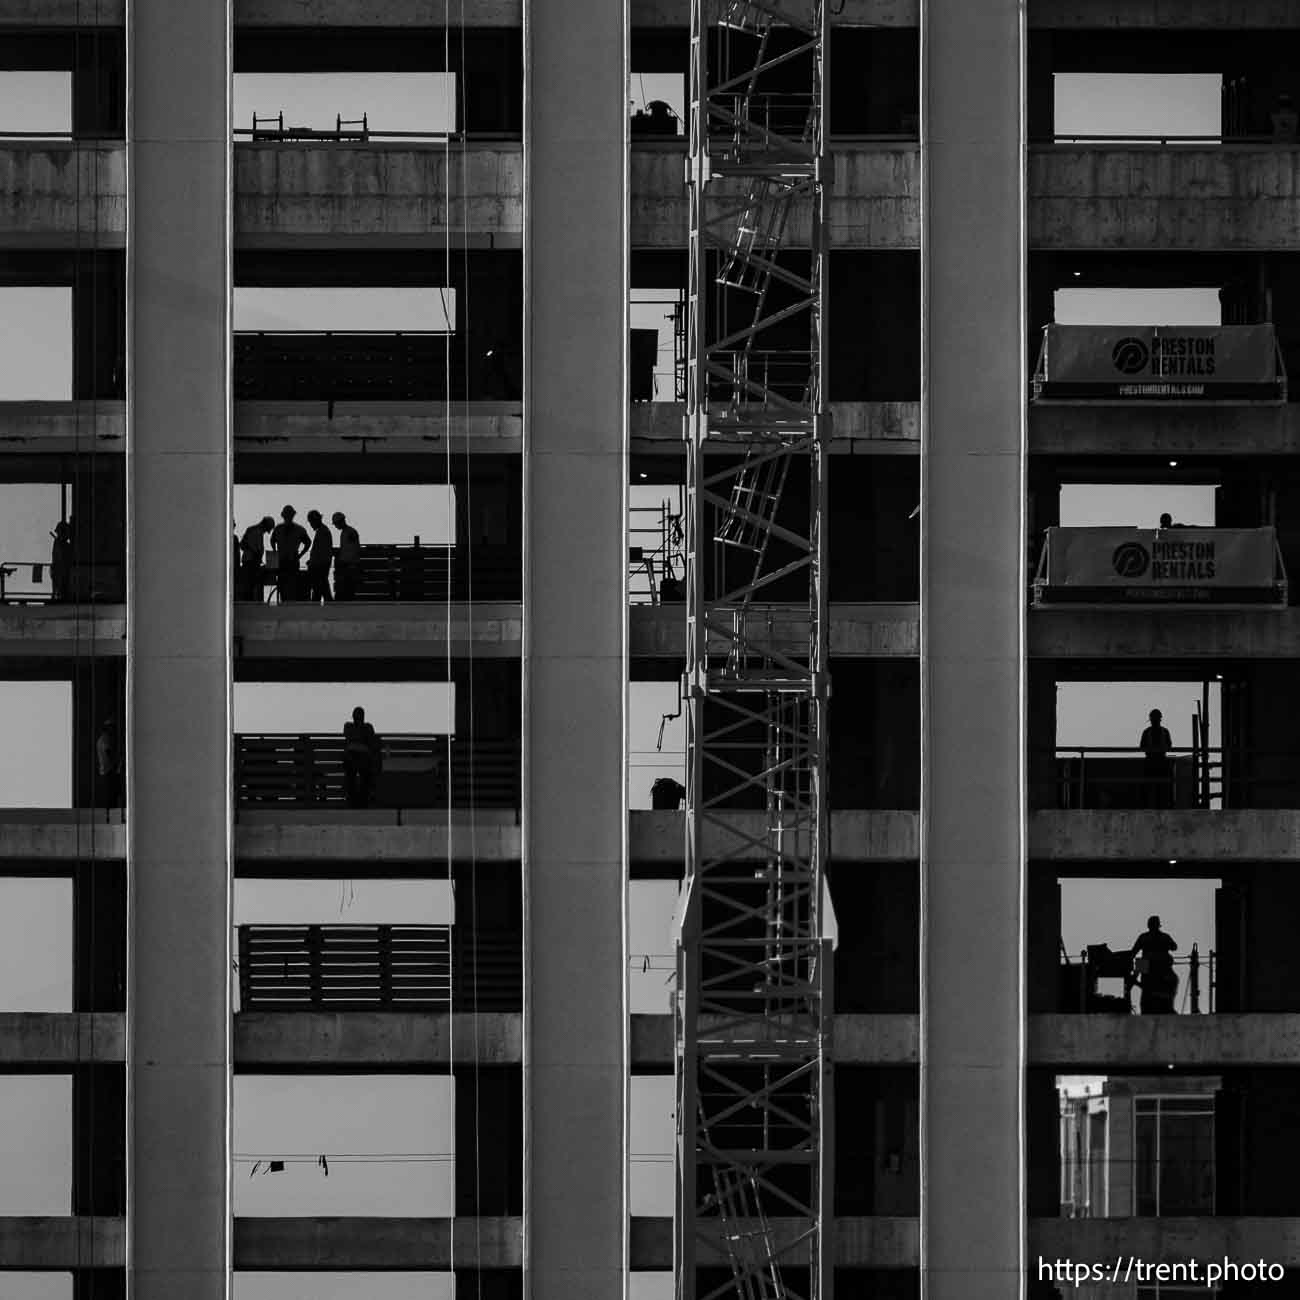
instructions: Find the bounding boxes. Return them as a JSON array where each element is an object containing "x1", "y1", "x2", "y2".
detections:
[
  {"x1": 234, "y1": 733, "x2": 519, "y2": 810},
  {"x1": 238, "y1": 923, "x2": 451, "y2": 1010},
  {"x1": 0, "y1": 559, "x2": 124, "y2": 605},
  {"x1": 1061, "y1": 943, "x2": 1213, "y2": 1014},
  {"x1": 233, "y1": 331, "x2": 456, "y2": 402},
  {"x1": 237, "y1": 923, "x2": 522, "y2": 1012}
]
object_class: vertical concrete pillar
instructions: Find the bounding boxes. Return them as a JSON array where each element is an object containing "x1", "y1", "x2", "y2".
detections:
[
  {"x1": 919, "y1": 2, "x2": 1025, "y2": 1297},
  {"x1": 126, "y1": 2, "x2": 230, "y2": 1297},
  {"x1": 522, "y1": 2, "x2": 627, "y2": 1297}
]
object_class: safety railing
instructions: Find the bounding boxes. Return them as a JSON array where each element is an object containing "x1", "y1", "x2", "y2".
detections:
[
  {"x1": 234, "y1": 734, "x2": 519, "y2": 811},
  {"x1": 629, "y1": 501, "x2": 685, "y2": 605},
  {"x1": 0, "y1": 559, "x2": 125, "y2": 605},
  {"x1": 1044, "y1": 745, "x2": 1300, "y2": 811},
  {"x1": 237, "y1": 923, "x2": 451, "y2": 1011},
  {"x1": 1060, "y1": 943, "x2": 1213, "y2": 1015},
  {"x1": 233, "y1": 331, "x2": 456, "y2": 402},
  {"x1": 1049, "y1": 747, "x2": 1217, "y2": 810}
]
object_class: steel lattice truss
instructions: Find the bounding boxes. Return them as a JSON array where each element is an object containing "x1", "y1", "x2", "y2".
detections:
[{"x1": 676, "y1": 3, "x2": 831, "y2": 1299}]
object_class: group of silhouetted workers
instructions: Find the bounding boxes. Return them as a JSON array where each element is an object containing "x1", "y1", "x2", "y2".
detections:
[{"x1": 236, "y1": 506, "x2": 362, "y2": 603}]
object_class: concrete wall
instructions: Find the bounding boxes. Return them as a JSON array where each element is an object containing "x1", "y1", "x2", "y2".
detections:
[
  {"x1": 127, "y1": 1, "x2": 231, "y2": 1297},
  {"x1": 522, "y1": 0, "x2": 626, "y2": 1295},
  {"x1": 1030, "y1": 809, "x2": 1300, "y2": 860},
  {"x1": 0, "y1": 146, "x2": 125, "y2": 245},
  {"x1": 235, "y1": 144, "x2": 522, "y2": 243},
  {"x1": 920, "y1": 1, "x2": 1024, "y2": 1296},
  {"x1": 1030, "y1": 146, "x2": 1300, "y2": 251},
  {"x1": 1028, "y1": 608, "x2": 1300, "y2": 658}
]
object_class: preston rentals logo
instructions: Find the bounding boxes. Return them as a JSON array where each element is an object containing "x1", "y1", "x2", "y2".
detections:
[
  {"x1": 1112, "y1": 336, "x2": 1151, "y2": 375},
  {"x1": 1112, "y1": 541, "x2": 1150, "y2": 578}
]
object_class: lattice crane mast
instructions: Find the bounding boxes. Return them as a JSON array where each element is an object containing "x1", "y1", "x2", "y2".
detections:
[{"x1": 675, "y1": 3, "x2": 831, "y2": 1299}]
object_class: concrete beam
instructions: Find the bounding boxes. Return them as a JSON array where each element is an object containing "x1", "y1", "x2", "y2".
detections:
[
  {"x1": 630, "y1": 1216, "x2": 921, "y2": 1269},
  {"x1": 235, "y1": 0, "x2": 917, "y2": 24},
  {"x1": 0, "y1": 1217, "x2": 125, "y2": 1269},
  {"x1": 631, "y1": 401, "x2": 921, "y2": 453},
  {"x1": 234, "y1": 602, "x2": 522, "y2": 659},
  {"x1": 0, "y1": 606, "x2": 126, "y2": 657},
  {"x1": 235, "y1": 0, "x2": 521, "y2": 24},
  {"x1": 1030, "y1": 402, "x2": 1300, "y2": 457},
  {"x1": 1029, "y1": 1218, "x2": 1300, "y2": 1267},
  {"x1": 1030, "y1": 146, "x2": 1300, "y2": 251},
  {"x1": 0, "y1": 145, "x2": 125, "y2": 248},
  {"x1": 1030, "y1": 1013, "x2": 1300, "y2": 1067},
  {"x1": 629, "y1": 810, "x2": 920, "y2": 866},
  {"x1": 631, "y1": 603, "x2": 919, "y2": 659},
  {"x1": 235, "y1": 144, "x2": 521, "y2": 245},
  {"x1": 232, "y1": 1217, "x2": 521, "y2": 1269},
  {"x1": 632, "y1": 1013, "x2": 920, "y2": 1068},
  {"x1": 235, "y1": 401, "x2": 521, "y2": 454},
  {"x1": 1028, "y1": 0, "x2": 1300, "y2": 28},
  {"x1": 0, "y1": 813, "x2": 125, "y2": 862},
  {"x1": 631, "y1": 143, "x2": 919, "y2": 248},
  {"x1": 1029, "y1": 607, "x2": 1300, "y2": 659},
  {"x1": 234, "y1": 1011, "x2": 521, "y2": 1066},
  {"x1": 0, "y1": 0, "x2": 123, "y2": 23},
  {"x1": 233, "y1": 813, "x2": 520, "y2": 865},
  {"x1": 0, "y1": 1012, "x2": 125, "y2": 1064},
  {"x1": 0, "y1": 402, "x2": 125, "y2": 452},
  {"x1": 1031, "y1": 809, "x2": 1300, "y2": 862}
]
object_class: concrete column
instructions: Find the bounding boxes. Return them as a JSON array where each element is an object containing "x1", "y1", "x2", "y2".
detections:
[
  {"x1": 919, "y1": 2, "x2": 1025, "y2": 1297},
  {"x1": 126, "y1": 2, "x2": 231, "y2": 1297},
  {"x1": 522, "y1": 2, "x2": 627, "y2": 1298}
]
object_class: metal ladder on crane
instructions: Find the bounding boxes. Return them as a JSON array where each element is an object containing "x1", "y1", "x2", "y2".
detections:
[{"x1": 676, "y1": 2, "x2": 832, "y2": 1298}]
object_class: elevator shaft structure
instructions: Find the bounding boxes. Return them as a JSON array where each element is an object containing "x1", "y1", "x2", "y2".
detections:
[{"x1": 676, "y1": 3, "x2": 831, "y2": 1299}]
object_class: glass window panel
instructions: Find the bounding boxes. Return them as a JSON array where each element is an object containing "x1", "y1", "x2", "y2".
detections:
[
  {"x1": 233, "y1": 681, "x2": 455, "y2": 736},
  {"x1": 0, "y1": 287, "x2": 72, "y2": 400},
  {"x1": 0, "y1": 71, "x2": 72, "y2": 137},
  {"x1": 1054, "y1": 73, "x2": 1221, "y2": 141},
  {"x1": 236, "y1": 1275, "x2": 454, "y2": 1300},
  {"x1": 0, "y1": 680, "x2": 72, "y2": 807},
  {"x1": 235, "y1": 287, "x2": 455, "y2": 334},
  {"x1": 0, "y1": 1075, "x2": 72, "y2": 1213},
  {"x1": 630, "y1": 1074, "x2": 673, "y2": 1217},
  {"x1": 233, "y1": 73, "x2": 456, "y2": 136},
  {"x1": 234, "y1": 484, "x2": 455, "y2": 548},
  {"x1": 234, "y1": 1075, "x2": 454, "y2": 1217},
  {"x1": 0, "y1": 877, "x2": 72, "y2": 1010}
]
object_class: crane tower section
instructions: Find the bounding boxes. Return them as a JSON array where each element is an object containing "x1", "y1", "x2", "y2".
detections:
[{"x1": 676, "y1": 3, "x2": 831, "y2": 1299}]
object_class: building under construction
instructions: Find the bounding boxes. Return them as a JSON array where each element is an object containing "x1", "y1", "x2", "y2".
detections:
[{"x1": 3, "y1": 0, "x2": 1300, "y2": 1297}]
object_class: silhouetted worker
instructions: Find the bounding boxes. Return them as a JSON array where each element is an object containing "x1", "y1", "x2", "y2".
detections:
[
  {"x1": 270, "y1": 505, "x2": 310, "y2": 602},
  {"x1": 332, "y1": 511, "x2": 361, "y2": 601},
  {"x1": 1158, "y1": 512, "x2": 1174, "y2": 529},
  {"x1": 96, "y1": 719, "x2": 122, "y2": 821},
  {"x1": 305, "y1": 510, "x2": 334, "y2": 604},
  {"x1": 342, "y1": 706, "x2": 382, "y2": 808},
  {"x1": 1140, "y1": 708, "x2": 1173, "y2": 808},
  {"x1": 239, "y1": 517, "x2": 274, "y2": 602},
  {"x1": 1131, "y1": 914, "x2": 1179, "y2": 1014},
  {"x1": 50, "y1": 521, "x2": 73, "y2": 603}
]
